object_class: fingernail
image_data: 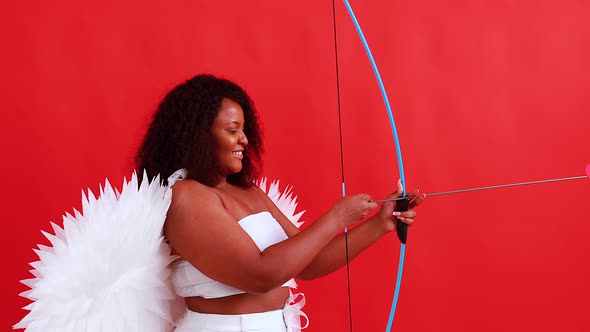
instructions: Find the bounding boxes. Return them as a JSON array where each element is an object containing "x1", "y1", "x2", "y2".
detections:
[{"x1": 393, "y1": 212, "x2": 401, "y2": 216}]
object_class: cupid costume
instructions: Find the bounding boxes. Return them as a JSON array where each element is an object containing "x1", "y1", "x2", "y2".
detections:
[{"x1": 15, "y1": 170, "x2": 308, "y2": 332}]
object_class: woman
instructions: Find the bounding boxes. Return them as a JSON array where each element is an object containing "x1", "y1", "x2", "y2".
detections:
[{"x1": 136, "y1": 74, "x2": 424, "y2": 332}]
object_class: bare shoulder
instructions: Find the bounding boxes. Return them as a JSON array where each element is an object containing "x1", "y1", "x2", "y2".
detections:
[
  {"x1": 170, "y1": 179, "x2": 218, "y2": 206},
  {"x1": 166, "y1": 179, "x2": 224, "y2": 228}
]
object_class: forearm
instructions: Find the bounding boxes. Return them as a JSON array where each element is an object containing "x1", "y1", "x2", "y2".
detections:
[{"x1": 296, "y1": 214, "x2": 389, "y2": 280}]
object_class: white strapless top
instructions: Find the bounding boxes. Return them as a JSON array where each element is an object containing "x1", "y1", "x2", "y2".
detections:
[{"x1": 170, "y1": 211, "x2": 297, "y2": 299}]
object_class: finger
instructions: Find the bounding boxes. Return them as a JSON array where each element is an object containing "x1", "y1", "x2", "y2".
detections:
[
  {"x1": 382, "y1": 180, "x2": 404, "y2": 200},
  {"x1": 396, "y1": 216, "x2": 414, "y2": 225},
  {"x1": 409, "y1": 191, "x2": 426, "y2": 209},
  {"x1": 399, "y1": 211, "x2": 416, "y2": 219},
  {"x1": 359, "y1": 194, "x2": 372, "y2": 202}
]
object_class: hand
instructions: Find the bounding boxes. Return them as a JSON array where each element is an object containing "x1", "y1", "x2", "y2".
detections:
[
  {"x1": 331, "y1": 194, "x2": 379, "y2": 228},
  {"x1": 377, "y1": 180, "x2": 426, "y2": 233}
]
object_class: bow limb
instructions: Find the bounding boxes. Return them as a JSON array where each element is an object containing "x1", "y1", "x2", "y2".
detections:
[{"x1": 342, "y1": 1, "x2": 408, "y2": 331}]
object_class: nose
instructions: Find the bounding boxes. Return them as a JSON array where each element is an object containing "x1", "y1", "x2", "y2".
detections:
[{"x1": 239, "y1": 129, "x2": 248, "y2": 146}]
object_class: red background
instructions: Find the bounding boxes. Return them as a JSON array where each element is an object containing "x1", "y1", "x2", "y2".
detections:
[{"x1": 2, "y1": 1, "x2": 589, "y2": 331}]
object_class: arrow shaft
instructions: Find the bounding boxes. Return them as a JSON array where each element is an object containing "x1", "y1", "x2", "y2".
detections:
[{"x1": 373, "y1": 175, "x2": 588, "y2": 203}]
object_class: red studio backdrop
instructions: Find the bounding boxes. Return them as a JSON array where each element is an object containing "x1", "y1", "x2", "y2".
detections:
[{"x1": 2, "y1": 1, "x2": 589, "y2": 331}]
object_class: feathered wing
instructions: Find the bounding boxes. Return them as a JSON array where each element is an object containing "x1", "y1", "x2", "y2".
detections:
[
  {"x1": 258, "y1": 178, "x2": 306, "y2": 229},
  {"x1": 14, "y1": 172, "x2": 177, "y2": 332}
]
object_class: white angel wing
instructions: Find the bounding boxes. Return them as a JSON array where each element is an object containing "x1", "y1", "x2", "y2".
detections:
[
  {"x1": 258, "y1": 178, "x2": 306, "y2": 228},
  {"x1": 14, "y1": 171, "x2": 177, "y2": 332}
]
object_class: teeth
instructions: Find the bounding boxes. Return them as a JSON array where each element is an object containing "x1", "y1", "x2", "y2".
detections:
[{"x1": 233, "y1": 151, "x2": 243, "y2": 156}]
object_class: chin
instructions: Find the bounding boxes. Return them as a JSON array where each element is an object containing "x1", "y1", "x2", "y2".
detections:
[
  {"x1": 233, "y1": 162, "x2": 243, "y2": 173},
  {"x1": 227, "y1": 165, "x2": 243, "y2": 175}
]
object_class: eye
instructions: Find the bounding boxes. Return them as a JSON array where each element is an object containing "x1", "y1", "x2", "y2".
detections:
[{"x1": 228, "y1": 128, "x2": 245, "y2": 135}]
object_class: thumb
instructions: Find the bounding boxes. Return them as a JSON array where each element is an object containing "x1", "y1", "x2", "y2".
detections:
[{"x1": 385, "y1": 179, "x2": 404, "y2": 199}]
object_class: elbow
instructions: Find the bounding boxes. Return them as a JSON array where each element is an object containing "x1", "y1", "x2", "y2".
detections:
[
  {"x1": 238, "y1": 255, "x2": 305, "y2": 293},
  {"x1": 245, "y1": 282, "x2": 276, "y2": 294},
  {"x1": 241, "y1": 273, "x2": 286, "y2": 294},
  {"x1": 296, "y1": 262, "x2": 340, "y2": 280},
  {"x1": 295, "y1": 269, "x2": 320, "y2": 281}
]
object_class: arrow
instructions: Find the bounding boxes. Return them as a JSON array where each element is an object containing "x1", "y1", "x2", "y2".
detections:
[{"x1": 374, "y1": 164, "x2": 589, "y2": 203}]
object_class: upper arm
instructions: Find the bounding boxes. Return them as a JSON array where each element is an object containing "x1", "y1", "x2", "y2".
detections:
[{"x1": 164, "y1": 181, "x2": 272, "y2": 293}]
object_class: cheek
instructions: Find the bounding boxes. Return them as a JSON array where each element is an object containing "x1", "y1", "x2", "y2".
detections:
[
  {"x1": 210, "y1": 133, "x2": 228, "y2": 149},
  {"x1": 225, "y1": 135, "x2": 239, "y2": 147},
  {"x1": 214, "y1": 136, "x2": 236, "y2": 157}
]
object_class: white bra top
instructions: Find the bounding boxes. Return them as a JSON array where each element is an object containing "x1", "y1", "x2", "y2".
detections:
[{"x1": 170, "y1": 211, "x2": 297, "y2": 299}]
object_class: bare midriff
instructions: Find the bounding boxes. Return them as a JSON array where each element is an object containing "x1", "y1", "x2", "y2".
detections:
[{"x1": 184, "y1": 286, "x2": 290, "y2": 314}]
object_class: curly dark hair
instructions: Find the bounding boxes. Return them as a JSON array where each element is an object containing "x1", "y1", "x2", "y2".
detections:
[{"x1": 136, "y1": 74, "x2": 263, "y2": 187}]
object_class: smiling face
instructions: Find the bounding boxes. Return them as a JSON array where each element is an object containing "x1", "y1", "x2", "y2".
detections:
[{"x1": 209, "y1": 98, "x2": 249, "y2": 183}]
